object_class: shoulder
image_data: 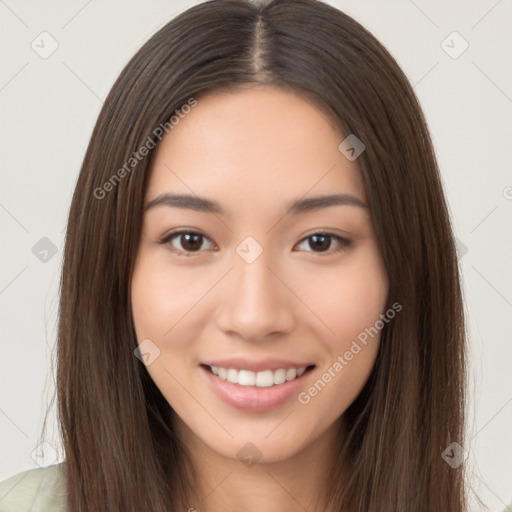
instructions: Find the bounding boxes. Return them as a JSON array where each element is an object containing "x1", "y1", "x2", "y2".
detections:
[{"x1": 0, "y1": 463, "x2": 67, "y2": 512}]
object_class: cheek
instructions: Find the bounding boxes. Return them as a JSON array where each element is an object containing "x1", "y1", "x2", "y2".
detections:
[
  {"x1": 130, "y1": 254, "x2": 204, "y2": 404},
  {"x1": 300, "y1": 251, "x2": 387, "y2": 416},
  {"x1": 331, "y1": 270, "x2": 387, "y2": 343},
  {"x1": 303, "y1": 246, "x2": 388, "y2": 343},
  {"x1": 130, "y1": 253, "x2": 213, "y2": 342}
]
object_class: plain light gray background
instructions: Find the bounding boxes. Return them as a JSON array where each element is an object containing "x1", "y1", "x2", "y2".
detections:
[{"x1": 0, "y1": 0, "x2": 511, "y2": 510}]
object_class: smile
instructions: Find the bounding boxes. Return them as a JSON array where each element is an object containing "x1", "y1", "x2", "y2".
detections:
[
  {"x1": 208, "y1": 365, "x2": 309, "y2": 387},
  {"x1": 200, "y1": 362, "x2": 316, "y2": 412}
]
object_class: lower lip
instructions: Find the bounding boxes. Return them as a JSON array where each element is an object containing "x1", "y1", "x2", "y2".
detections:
[{"x1": 200, "y1": 365, "x2": 314, "y2": 412}]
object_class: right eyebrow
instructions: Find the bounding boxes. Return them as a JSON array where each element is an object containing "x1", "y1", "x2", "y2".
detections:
[{"x1": 145, "y1": 193, "x2": 223, "y2": 214}]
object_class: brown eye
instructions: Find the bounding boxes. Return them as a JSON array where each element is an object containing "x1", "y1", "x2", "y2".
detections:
[
  {"x1": 295, "y1": 232, "x2": 351, "y2": 254},
  {"x1": 159, "y1": 231, "x2": 215, "y2": 256},
  {"x1": 309, "y1": 234, "x2": 332, "y2": 252}
]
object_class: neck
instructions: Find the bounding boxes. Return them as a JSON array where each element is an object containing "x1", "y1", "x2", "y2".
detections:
[{"x1": 177, "y1": 418, "x2": 346, "y2": 512}]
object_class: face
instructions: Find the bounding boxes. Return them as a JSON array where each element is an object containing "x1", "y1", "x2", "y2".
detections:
[{"x1": 131, "y1": 86, "x2": 388, "y2": 464}]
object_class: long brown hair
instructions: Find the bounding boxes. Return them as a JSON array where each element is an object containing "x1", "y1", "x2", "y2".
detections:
[{"x1": 53, "y1": 0, "x2": 468, "y2": 510}]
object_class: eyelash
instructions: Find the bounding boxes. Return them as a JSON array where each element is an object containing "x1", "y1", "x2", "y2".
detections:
[{"x1": 157, "y1": 229, "x2": 352, "y2": 257}]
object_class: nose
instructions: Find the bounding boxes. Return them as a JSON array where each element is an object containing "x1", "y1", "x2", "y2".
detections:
[{"x1": 214, "y1": 248, "x2": 296, "y2": 342}]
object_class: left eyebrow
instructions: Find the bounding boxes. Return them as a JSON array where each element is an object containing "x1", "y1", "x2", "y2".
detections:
[
  {"x1": 286, "y1": 194, "x2": 367, "y2": 214},
  {"x1": 144, "y1": 193, "x2": 367, "y2": 216}
]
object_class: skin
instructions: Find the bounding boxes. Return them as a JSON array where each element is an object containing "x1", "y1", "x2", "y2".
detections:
[{"x1": 130, "y1": 86, "x2": 389, "y2": 511}]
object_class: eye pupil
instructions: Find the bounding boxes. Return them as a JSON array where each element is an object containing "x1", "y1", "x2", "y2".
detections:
[
  {"x1": 181, "y1": 233, "x2": 202, "y2": 251},
  {"x1": 309, "y1": 234, "x2": 331, "y2": 252}
]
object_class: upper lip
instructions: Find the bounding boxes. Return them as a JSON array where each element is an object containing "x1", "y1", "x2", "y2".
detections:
[{"x1": 201, "y1": 358, "x2": 315, "y2": 372}]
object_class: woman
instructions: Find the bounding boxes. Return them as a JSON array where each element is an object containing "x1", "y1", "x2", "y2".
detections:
[{"x1": 0, "y1": 0, "x2": 471, "y2": 510}]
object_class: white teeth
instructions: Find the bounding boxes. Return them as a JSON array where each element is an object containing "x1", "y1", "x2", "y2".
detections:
[
  {"x1": 255, "y1": 370, "x2": 274, "y2": 387},
  {"x1": 208, "y1": 365, "x2": 309, "y2": 387},
  {"x1": 285, "y1": 368, "x2": 297, "y2": 381},
  {"x1": 226, "y1": 368, "x2": 238, "y2": 383},
  {"x1": 273, "y1": 369, "x2": 286, "y2": 385},
  {"x1": 238, "y1": 370, "x2": 256, "y2": 386}
]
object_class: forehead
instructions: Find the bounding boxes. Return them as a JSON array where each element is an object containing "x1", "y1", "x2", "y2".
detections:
[{"x1": 145, "y1": 86, "x2": 366, "y2": 216}]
